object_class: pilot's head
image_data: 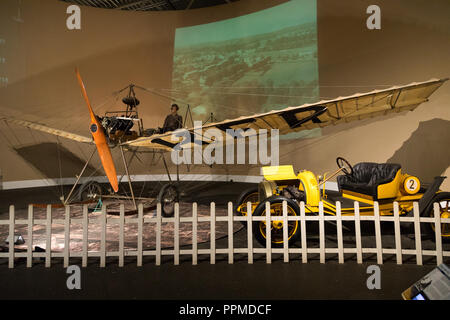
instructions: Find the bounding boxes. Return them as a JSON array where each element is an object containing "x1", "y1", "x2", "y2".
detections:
[{"x1": 171, "y1": 103, "x2": 179, "y2": 115}]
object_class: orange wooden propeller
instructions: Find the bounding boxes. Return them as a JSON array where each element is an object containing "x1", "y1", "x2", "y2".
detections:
[{"x1": 75, "y1": 68, "x2": 119, "y2": 193}]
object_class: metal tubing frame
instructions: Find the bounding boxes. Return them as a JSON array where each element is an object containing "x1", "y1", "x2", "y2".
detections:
[
  {"x1": 120, "y1": 145, "x2": 137, "y2": 210},
  {"x1": 63, "y1": 148, "x2": 96, "y2": 205}
]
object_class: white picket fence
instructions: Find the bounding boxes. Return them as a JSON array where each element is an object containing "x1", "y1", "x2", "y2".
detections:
[{"x1": 0, "y1": 201, "x2": 449, "y2": 268}]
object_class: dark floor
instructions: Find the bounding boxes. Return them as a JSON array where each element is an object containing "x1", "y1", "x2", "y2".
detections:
[
  {"x1": 0, "y1": 259, "x2": 436, "y2": 300},
  {"x1": 0, "y1": 180, "x2": 254, "y2": 212}
]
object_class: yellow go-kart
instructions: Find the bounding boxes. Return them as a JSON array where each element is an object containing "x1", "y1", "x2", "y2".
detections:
[{"x1": 235, "y1": 157, "x2": 450, "y2": 247}]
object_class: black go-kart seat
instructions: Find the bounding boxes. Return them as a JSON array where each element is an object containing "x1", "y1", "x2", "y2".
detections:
[{"x1": 337, "y1": 162, "x2": 401, "y2": 199}]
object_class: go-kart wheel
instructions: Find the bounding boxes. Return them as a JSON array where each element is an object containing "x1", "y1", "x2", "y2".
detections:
[
  {"x1": 157, "y1": 183, "x2": 179, "y2": 217},
  {"x1": 234, "y1": 187, "x2": 259, "y2": 226},
  {"x1": 425, "y1": 192, "x2": 450, "y2": 242},
  {"x1": 336, "y1": 156, "x2": 354, "y2": 176},
  {"x1": 252, "y1": 196, "x2": 301, "y2": 248},
  {"x1": 78, "y1": 180, "x2": 103, "y2": 202}
]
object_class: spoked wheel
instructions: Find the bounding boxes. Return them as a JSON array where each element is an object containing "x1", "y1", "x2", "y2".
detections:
[
  {"x1": 78, "y1": 181, "x2": 103, "y2": 202},
  {"x1": 426, "y1": 192, "x2": 450, "y2": 242},
  {"x1": 252, "y1": 196, "x2": 301, "y2": 248},
  {"x1": 157, "y1": 183, "x2": 179, "y2": 217},
  {"x1": 235, "y1": 187, "x2": 259, "y2": 225}
]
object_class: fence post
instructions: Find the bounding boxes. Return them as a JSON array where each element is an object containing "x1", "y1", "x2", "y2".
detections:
[
  {"x1": 119, "y1": 203, "x2": 125, "y2": 267},
  {"x1": 300, "y1": 202, "x2": 307, "y2": 263},
  {"x1": 336, "y1": 201, "x2": 344, "y2": 264},
  {"x1": 282, "y1": 200, "x2": 289, "y2": 263},
  {"x1": 354, "y1": 201, "x2": 362, "y2": 264},
  {"x1": 192, "y1": 202, "x2": 198, "y2": 265},
  {"x1": 100, "y1": 204, "x2": 106, "y2": 268},
  {"x1": 45, "y1": 204, "x2": 52, "y2": 268},
  {"x1": 433, "y1": 203, "x2": 443, "y2": 266},
  {"x1": 247, "y1": 202, "x2": 253, "y2": 264},
  {"x1": 319, "y1": 202, "x2": 325, "y2": 264},
  {"x1": 82, "y1": 204, "x2": 88, "y2": 267},
  {"x1": 265, "y1": 201, "x2": 271, "y2": 264},
  {"x1": 228, "y1": 202, "x2": 234, "y2": 264},
  {"x1": 210, "y1": 202, "x2": 216, "y2": 265},
  {"x1": 393, "y1": 202, "x2": 402, "y2": 265},
  {"x1": 156, "y1": 203, "x2": 161, "y2": 266},
  {"x1": 137, "y1": 203, "x2": 143, "y2": 267},
  {"x1": 64, "y1": 205, "x2": 70, "y2": 268},
  {"x1": 27, "y1": 204, "x2": 33, "y2": 268},
  {"x1": 413, "y1": 202, "x2": 422, "y2": 266},
  {"x1": 8, "y1": 205, "x2": 14, "y2": 269},
  {"x1": 374, "y1": 201, "x2": 383, "y2": 265},
  {"x1": 174, "y1": 203, "x2": 180, "y2": 266}
]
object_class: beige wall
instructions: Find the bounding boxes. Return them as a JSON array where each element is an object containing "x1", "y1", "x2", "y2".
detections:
[
  {"x1": 0, "y1": 0, "x2": 448, "y2": 189},
  {"x1": 299, "y1": 0, "x2": 450, "y2": 188}
]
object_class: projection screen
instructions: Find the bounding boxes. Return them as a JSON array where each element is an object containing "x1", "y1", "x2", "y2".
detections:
[{"x1": 171, "y1": 0, "x2": 319, "y2": 138}]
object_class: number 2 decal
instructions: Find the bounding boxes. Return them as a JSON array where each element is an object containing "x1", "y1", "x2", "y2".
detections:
[{"x1": 405, "y1": 177, "x2": 419, "y2": 194}]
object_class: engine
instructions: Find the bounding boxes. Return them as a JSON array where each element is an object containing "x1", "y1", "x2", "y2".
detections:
[
  {"x1": 281, "y1": 185, "x2": 306, "y2": 203},
  {"x1": 259, "y1": 180, "x2": 305, "y2": 203},
  {"x1": 98, "y1": 116, "x2": 137, "y2": 144},
  {"x1": 101, "y1": 116, "x2": 134, "y2": 135}
]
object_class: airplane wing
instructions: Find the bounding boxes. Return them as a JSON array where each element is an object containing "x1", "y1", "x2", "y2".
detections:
[
  {"x1": 1, "y1": 116, "x2": 174, "y2": 151},
  {"x1": 121, "y1": 78, "x2": 447, "y2": 150},
  {"x1": 3, "y1": 78, "x2": 445, "y2": 151},
  {"x1": 1, "y1": 117, "x2": 93, "y2": 144}
]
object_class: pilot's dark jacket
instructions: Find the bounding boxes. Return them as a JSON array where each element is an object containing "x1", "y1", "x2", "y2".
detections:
[{"x1": 162, "y1": 114, "x2": 183, "y2": 133}]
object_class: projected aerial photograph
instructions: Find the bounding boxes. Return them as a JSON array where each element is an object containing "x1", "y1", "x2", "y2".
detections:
[{"x1": 171, "y1": 0, "x2": 319, "y2": 135}]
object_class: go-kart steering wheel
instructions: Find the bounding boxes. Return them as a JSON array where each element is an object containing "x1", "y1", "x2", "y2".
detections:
[{"x1": 336, "y1": 157, "x2": 354, "y2": 176}]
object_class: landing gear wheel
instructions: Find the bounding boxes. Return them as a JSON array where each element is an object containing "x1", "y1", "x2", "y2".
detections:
[
  {"x1": 157, "y1": 183, "x2": 179, "y2": 217},
  {"x1": 252, "y1": 196, "x2": 301, "y2": 248},
  {"x1": 234, "y1": 187, "x2": 259, "y2": 226},
  {"x1": 336, "y1": 156, "x2": 354, "y2": 176},
  {"x1": 426, "y1": 192, "x2": 450, "y2": 242},
  {"x1": 78, "y1": 181, "x2": 103, "y2": 202}
]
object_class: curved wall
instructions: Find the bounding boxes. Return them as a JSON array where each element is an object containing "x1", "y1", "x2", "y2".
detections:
[{"x1": 0, "y1": 0, "x2": 448, "y2": 190}]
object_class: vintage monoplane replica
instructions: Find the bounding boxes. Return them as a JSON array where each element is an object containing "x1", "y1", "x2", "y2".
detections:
[{"x1": 1, "y1": 70, "x2": 447, "y2": 218}]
